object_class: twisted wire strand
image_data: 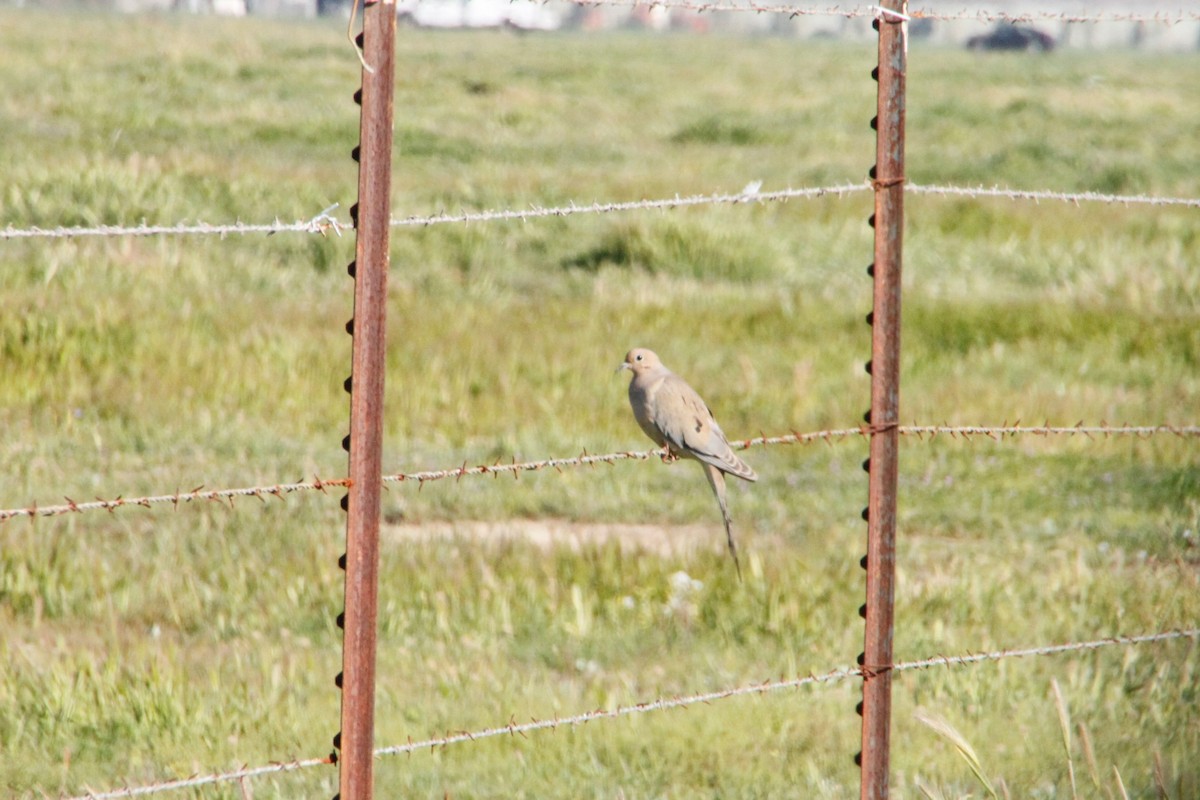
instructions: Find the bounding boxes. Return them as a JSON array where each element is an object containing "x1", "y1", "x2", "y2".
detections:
[
  {"x1": 0, "y1": 203, "x2": 346, "y2": 241},
  {"x1": 390, "y1": 184, "x2": 866, "y2": 227},
  {"x1": 61, "y1": 755, "x2": 332, "y2": 800},
  {"x1": 0, "y1": 185, "x2": 863, "y2": 241},
  {"x1": 0, "y1": 219, "x2": 322, "y2": 240},
  {"x1": 6, "y1": 182, "x2": 1199, "y2": 241},
  {"x1": 375, "y1": 629, "x2": 1200, "y2": 757},
  {"x1": 907, "y1": 184, "x2": 1200, "y2": 208},
  {"x1": 3, "y1": 424, "x2": 1197, "y2": 523},
  {"x1": 0, "y1": 477, "x2": 351, "y2": 523},
  {"x1": 59, "y1": 628, "x2": 1200, "y2": 800},
  {"x1": 906, "y1": 6, "x2": 1200, "y2": 23}
]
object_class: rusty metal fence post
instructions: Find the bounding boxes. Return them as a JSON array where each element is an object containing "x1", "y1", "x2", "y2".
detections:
[
  {"x1": 859, "y1": 2, "x2": 907, "y2": 799},
  {"x1": 334, "y1": 2, "x2": 397, "y2": 799}
]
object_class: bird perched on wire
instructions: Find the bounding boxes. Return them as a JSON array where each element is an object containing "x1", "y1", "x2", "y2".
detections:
[{"x1": 619, "y1": 347, "x2": 757, "y2": 580}]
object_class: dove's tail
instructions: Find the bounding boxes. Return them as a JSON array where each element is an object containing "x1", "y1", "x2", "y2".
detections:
[{"x1": 702, "y1": 462, "x2": 743, "y2": 582}]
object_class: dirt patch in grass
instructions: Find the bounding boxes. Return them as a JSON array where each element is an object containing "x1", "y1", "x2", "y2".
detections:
[{"x1": 383, "y1": 519, "x2": 722, "y2": 556}]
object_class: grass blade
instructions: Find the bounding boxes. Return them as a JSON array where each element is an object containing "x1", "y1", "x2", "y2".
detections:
[
  {"x1": 915, "y1": 710, "x2": 998, "y2": 800},
  {"x1": 1052, "y1": 678, "x2": 1077, "y2": 799}
]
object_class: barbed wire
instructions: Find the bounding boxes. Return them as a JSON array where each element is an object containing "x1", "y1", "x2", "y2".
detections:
[
  {"x1": 0, "y1": 203, "x2": 346, "y2": 242},
  {"x1": 390, "y1": 184, "x2": 865, "y2": 227},
  {"x1": 566, "y1": 0, "x2": 877, "y2": 19},
  {"x1": 559, "y1": 0, "x2": 1200, "y2": 24},
  {"x1": 892, "y1": 423, "x2": 1200, "y2": 441},
  {"x1": 6, "y1": 182, "x2": 1200, "y2": 242},
  {"x1": 61, "y1": 755, "x2": 331, "y2": 800},
  {"x1": 909, "y1": 7, "x2": 1200, "y2": 24},
  {"x1": 3, "y1": 424, "x2": 1196, "y2": 524},
  {"x1": 0, "y1": 185, "x2": 862, "y2": 241},
  {"x1": 58, "y1": 628, "x2": 1199, "y2": 800},
  {"x1": 907, "y1": 184, "x2": 1200, "y2": 209},
  {"x1": 0, "y1": 477, "x2": 351, "y2": 523},
  {"x1": 375, "y1": 629, "x2": 1200, "y2": 758}
]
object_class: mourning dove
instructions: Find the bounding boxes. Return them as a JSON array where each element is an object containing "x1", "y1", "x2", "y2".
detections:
[{"x1": 619, "y1": 348, "x2": 757, "y2": 579}]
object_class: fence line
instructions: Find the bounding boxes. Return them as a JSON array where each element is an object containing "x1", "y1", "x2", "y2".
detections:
[
  {"x1": 0, "y1": 477, "x2": 352, "y2": 523},
  {"x1": 887, "y1": 423, "x2": 1200, "y2": 440},
  {"x1": 65, "y1": 756, "x2": 332, "y2": 800},
  {"x1": 59, "y1": 627, "x2": 1200, "y2": 800},
  {"x1": 3, "y1": 424, "x2": 1196, "y2": 524},
  {"x1": 906, "y1": 184, "x2": 1200, "y2": 208},
  {"x1": 390, "y1": 184, "x2": 862, "y2": 225},
  {"x1": 562, "y1": 0, "x2": 1200, "y2": 24},
  {"x1": 0, "y1": 204, "x2": 346, "y2": 241},
  {"x1": 375, "y1": 629, "x2": 1200, "y2": 760},
  {"x1": 906, "y1": 7, "x2": 1200, "y2": 24},
  {"x1": 10, "y1": 10, "x2": 1197, "y2": 800},
  {"x1": 0, "y1": 185, "x2": 864, "y2": 241},
  {"x1": 5, "y1": 183, "x2": 1199, "y2": 242}
]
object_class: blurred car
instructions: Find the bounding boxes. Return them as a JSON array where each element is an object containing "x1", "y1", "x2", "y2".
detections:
[{"x1": 967, "y1": 23, "x2": 1056, "y2": 52}]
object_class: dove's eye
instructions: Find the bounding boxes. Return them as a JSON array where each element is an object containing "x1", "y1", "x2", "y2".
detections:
[{"x1": 635, "y1": 354, "x2": 643, "y2": 361}]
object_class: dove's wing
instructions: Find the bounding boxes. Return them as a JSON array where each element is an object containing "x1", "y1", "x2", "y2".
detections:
[{"x1": 652, "y1": 374, "x2": 757, "y2": 482}]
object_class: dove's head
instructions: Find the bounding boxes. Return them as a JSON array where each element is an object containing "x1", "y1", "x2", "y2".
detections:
[{"x1": 618, "y1": 348, "x2": 665, "y2": 377}]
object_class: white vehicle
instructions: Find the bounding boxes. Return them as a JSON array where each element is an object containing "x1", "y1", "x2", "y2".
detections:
[{"x1": 396, "y1": 0, "x2": 562, "y2": 31}]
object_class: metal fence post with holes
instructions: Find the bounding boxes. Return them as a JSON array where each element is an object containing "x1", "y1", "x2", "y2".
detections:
[
  {"x1": 335, "y1": 1, "x2": 397, "y2": 799},
  {"x1": 859, "y1": 2, "x2": 907, "y2": 799}
]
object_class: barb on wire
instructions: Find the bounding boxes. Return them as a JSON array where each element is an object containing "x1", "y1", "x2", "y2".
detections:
[
  {"x1": 558, "y1": 0, "x2": 1200, "y2": 24},
  {"x1": 908, "y1": 184, "x2": 1200, "y2": 209},
  {"x1": 59, "y1": 628, "x2": 1197, "y2": 799},
  {"x1": 3, "y1": 424, "x2": 1197, "y2": 523},
  {"x1": 306, "y1": 202, "x2": 345, "y2": 236},
  {"x1": 869, "y1": 4, "x2": 909, "y2": 23}
]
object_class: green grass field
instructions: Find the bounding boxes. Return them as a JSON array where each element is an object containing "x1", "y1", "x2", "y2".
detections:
[{"x1": 1, "y1": 9, "x2": 1198, "y2": 798}]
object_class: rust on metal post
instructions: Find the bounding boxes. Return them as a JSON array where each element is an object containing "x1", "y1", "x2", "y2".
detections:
[
  {"x1": 338, "y1": 1, "x2": 396, "y2": 799},
  {"x1": 862, "y1": 3, "x2": 906, "y2": 800}
]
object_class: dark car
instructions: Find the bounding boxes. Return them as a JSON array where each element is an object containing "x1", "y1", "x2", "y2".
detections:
[{"x1": 967, "y1": 23, "x2": 1056, "y2": 52}]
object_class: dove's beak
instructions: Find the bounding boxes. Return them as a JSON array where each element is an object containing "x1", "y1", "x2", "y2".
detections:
[{"x1": 615, "y1": 361, "x2": 631, "y2": 375}]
